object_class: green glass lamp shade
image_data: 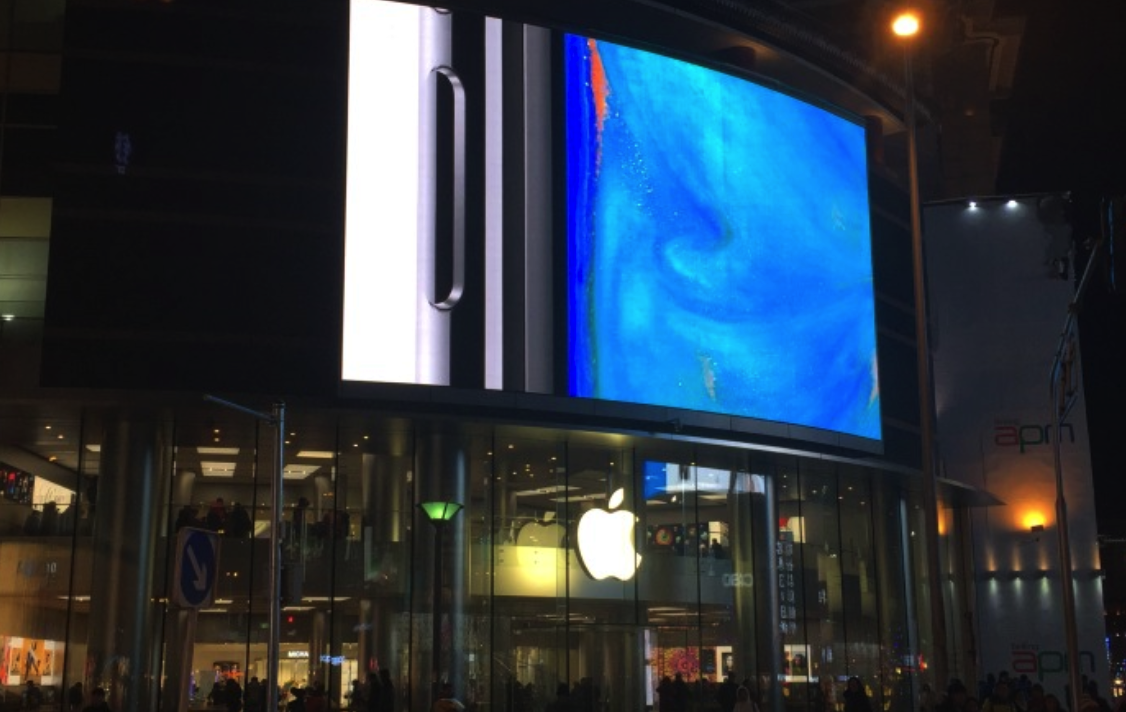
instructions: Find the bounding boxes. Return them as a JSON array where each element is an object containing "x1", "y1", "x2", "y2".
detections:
[{"x1": 418, "y1": 501, "x2": 464, "y2": 523}]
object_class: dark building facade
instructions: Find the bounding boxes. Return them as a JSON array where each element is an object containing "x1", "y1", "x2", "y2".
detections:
[{"x1": 0, "y1": 1, "x2": 978, "y2": 711}]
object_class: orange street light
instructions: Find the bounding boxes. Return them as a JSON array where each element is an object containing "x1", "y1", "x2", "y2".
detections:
[
  {"x1": 889, "y1": 5, "x2": 947, "y2": 696},
  {"x1": 891, "y1": 12, "x2": 921, "y2": 37}
]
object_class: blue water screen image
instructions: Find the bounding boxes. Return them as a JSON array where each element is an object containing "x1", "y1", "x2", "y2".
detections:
[{"x1": 565, "y1": 35, "x2": 881, "y2": 440}]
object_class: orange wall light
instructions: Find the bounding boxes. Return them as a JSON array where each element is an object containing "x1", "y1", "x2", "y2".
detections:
[{"x1": 1022, "y1": 511, "x2": 1047, "y2": 531}]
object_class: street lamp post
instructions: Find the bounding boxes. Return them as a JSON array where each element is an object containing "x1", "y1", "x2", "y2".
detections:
[
  {"x1": 1050, "y1": 231, "x2": 1107, "y2": 712},
  {"x1": 205, "y1": 395, "x2": 285, "y2": 712},
  {"x1": 418, "y1": 500, "x2": 464, "y2": 703},
  {"x1": 892, "y1": 10, "x2": 950, "y2": 692}
]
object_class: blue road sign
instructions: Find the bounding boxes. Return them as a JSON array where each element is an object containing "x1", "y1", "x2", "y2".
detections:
[{"x1": 174, "y1": 527, "x2": 219, "y2": 608}]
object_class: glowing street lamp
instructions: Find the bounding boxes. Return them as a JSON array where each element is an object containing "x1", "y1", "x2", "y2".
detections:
[
  {"x1": 891, "y1": 12, "x2": 920, "y2": 38},
  {"x1": 418, "y1": 500, "x2": 463, "y2": 701}
]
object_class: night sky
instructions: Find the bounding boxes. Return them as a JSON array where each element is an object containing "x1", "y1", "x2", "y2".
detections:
[{"x1": 996, "y1": 0, "x2": 1126, "y2": 530}]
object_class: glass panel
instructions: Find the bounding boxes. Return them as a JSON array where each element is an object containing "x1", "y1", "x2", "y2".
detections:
[
  {"x1": 12, "y1": 0, "x2": 64, "y2": 51},
  {"x1": 166, "y1": 408, "x2": 268, "y2": 709},
  {"x1": 489, "y1": 432, "x2": 567, "y2": 712},
  {"x1": 0, "y1": 409, "x2": 84, "y2": 710},
  {"x1": 791, "y1": 462, "x2": 841, "y2": 712},
  {"x1": 0, "y1": 406, "x2": 929, "y2": 712},
  {"x1": 5, "y1": 54, "x2": 62, "y2": 94},
  {"x1": 333, "y1": 419, "x2": 414, "y2": 712},
  {"x1": 563, "y1": 438, "x2": 638, "y2": 710},
  {"x1": 838, "y1": 467, "x2": 879, "y2": 709}
]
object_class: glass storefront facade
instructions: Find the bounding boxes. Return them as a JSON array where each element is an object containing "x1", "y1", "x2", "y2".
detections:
[
  {"x1": 0, "y1": 403, "x2": 929, "y2": 712},
  {"x1": 0, "y1": 0, "x2": 958, "y2": 709}
]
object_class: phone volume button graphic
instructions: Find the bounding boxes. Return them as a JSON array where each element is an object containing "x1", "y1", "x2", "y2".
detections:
[{"x1": 427, "y1": 65, "x2": 466, "y2": 311}]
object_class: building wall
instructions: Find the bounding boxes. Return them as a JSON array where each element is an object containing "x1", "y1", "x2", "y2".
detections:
[
  {"x1": 926, "y1": 197, "x2": 1105, "y2": 695},
  {"x1": 0, "y1": 1, "x2": 951, "y2": 711}
]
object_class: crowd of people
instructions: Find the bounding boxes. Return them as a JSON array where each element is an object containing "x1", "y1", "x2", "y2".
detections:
[
  {"x1": 202, "y1": 674, "x2": 369, "y2": 712},
  {"x1": 929, "y1": 671, "x2": 1116, "y2": 712},
  {"x1": 343, "y1": 668, "x2": 397, "y2": 712}
]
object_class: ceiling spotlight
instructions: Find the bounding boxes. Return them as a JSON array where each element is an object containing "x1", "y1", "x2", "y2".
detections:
[
  {"x1": 968, "y1": 201, "x2": 978, "y2": 209},
  {"x1": 1006, "y1": 199, "x2": 1018, "y2": 208}
]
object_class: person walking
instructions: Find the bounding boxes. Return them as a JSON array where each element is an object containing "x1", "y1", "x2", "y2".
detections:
[
  {"x1": 982, "y1": 680, "x2": 1019, "y2": 712},
  {"x1": 733, "y1": 686, "x2": 759, "y2": 712},
  {"x1": 844, "y1": 677, "x2": 872, "y2": 712},
  {"x1": 67, "y1": 682, "x2": 85, "y2": 712},
  {"x1": 376, "y1": 669, "x2": 396, "y2": 712},
  {"x1": 81, "y1": 688, "x2": 111, "y2": 712}
]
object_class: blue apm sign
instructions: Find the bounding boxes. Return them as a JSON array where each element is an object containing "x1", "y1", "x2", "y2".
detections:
[{"x1": 174, "y1": 527, "x2": 219, "y2": 609}]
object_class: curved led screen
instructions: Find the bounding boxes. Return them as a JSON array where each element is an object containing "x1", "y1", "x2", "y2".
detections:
[
  {"x1": 342, "y1": 1, "x2": 883, "y2": 444},
  {"x1": 564, "y1": 35, "x2": 881, "y2": 440}
]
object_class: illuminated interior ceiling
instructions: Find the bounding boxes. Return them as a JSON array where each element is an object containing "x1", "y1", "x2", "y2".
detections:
[{"x1": 0, "y1": 198, "x2": 51, "y2": 320}]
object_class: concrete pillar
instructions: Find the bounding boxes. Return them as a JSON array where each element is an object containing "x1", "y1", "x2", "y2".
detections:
[
  {"x1": 358, "y1": 446, "x2": 410, "y2": 678},
  {"x1": 748, "y1": 471, "x2": 780, "y2": 712},
  {"x1": 309, "y1": 611, "x2": 327, "y2": 687},
  {"x1": 87, "y1": 413, "x2": 170, "y2": 712}
]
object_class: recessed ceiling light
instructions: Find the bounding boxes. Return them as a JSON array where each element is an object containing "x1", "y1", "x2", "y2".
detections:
[
  {"x1": 296, "y1": 451, "x2": 335, "y2": 459},
  {"x1": 200, "y1": 461, "x2": 237, "y2": 477},
  {"x1": 514, "y1": 485, "x2": 577, "y2": 497},
  {"x1": 549, "y1": 492, "x2": 607, "y2": 503},
  {"x1": 283, "y1": 465, "x2": 321, "y2": 480}
]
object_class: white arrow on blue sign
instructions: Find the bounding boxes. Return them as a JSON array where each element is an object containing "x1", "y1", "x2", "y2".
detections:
[{"x1": 173, "y1": 527, "x2": 220, "y2": 609}]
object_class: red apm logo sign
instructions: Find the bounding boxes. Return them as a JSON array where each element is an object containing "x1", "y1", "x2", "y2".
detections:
[{"x1": 994, "y1": 422, "x2": 1075, "y2": 454}]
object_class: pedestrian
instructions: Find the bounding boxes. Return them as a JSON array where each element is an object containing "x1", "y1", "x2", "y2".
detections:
[
  {"x1": 287, "y1": 687, "x2": 307, "y2": 712},
  {"x1": 733, "y1": 686, "x2": 759, "y2": 712},
  {"x1": 938, "y1": 681, "x2": 970, "y2": 712},
  {"x1": 226, "y1": 677, "x2": 243, "y2": 712},
  {"x1": 348, "y1": 679, "x2": 366, "y2": 711},
  {"x1": 366, "y1": 672, "x2": 381, "y2": 712},
  {"x1": 1044, "y1": 694, "x2": 1065, "y2": 712},
  {"x1": 305, "y1": 683, "x2": 327, "y2": 712},
  {"x1": 376, "y1": 668, "x2": 396, "y2": 712},
  {"x1": 24, "y1": 680, "x2": 44, "y2": 709},
  {"x1": 244, "y1": 678, "x2": 262, "y2": 712},
  {"x1": 432, "y1": 683, "x2": 465, "y2": 712},
  {"x1": 717, "y1": 673, "x2": 738, "y2": 712},
  {"x1": 982, "y1": 680, "x2": 1019, "y2": 712},
  {"x1": 545, "y1": 682, "x2": 571, "y2": 712},
  {"x1": 68, "y1": 682, "x2": 85, "y2": 712},
  {"x1": 657, "y1": 676, "x2": 675, "y2": 712},
  {"x1": 81, "y1": 688, "x2": 111, "y2": 712},
  {"x1": 844, "y1": 677, "x2": 872, "y2": 712}
]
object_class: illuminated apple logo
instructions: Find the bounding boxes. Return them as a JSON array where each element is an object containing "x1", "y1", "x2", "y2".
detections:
[{"x1": 576, "y1": 488, "x2": 641, "y2": 580}]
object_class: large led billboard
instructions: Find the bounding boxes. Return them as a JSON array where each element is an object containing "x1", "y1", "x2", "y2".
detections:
[
  {"x1": 564, "y1": 36, "x2": 881, "y2": 440},
  {"x1": 342, "y1": 1, "x2": 882, "y2": 442}
]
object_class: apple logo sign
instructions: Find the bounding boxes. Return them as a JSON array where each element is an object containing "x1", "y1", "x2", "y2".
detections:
[{"x1": 576, "y1": 488, "x2": 641, "y2": 580}]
